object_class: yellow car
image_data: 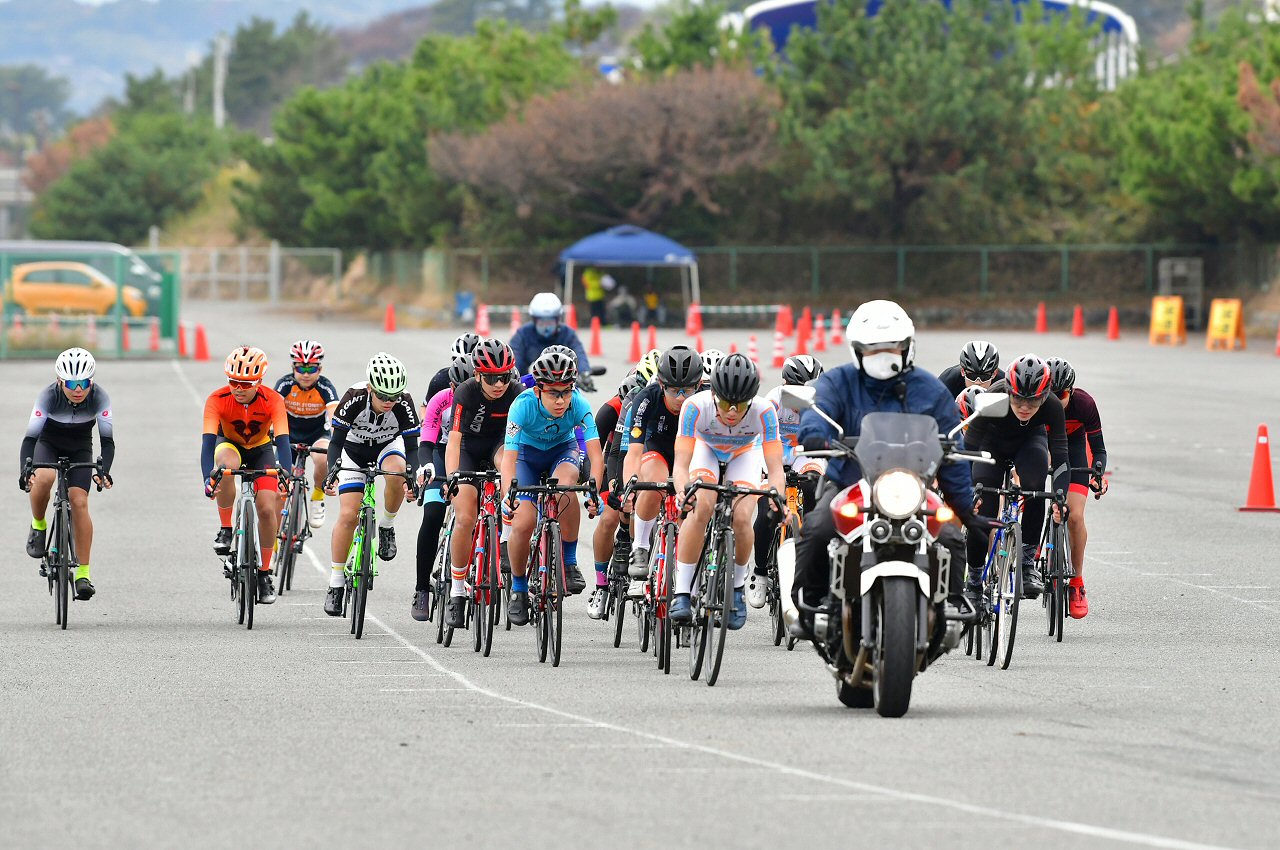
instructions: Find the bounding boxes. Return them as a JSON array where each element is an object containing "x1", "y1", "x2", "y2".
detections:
[{"x1": 5, "y1": 261, "x2": 148, "y2": 317}]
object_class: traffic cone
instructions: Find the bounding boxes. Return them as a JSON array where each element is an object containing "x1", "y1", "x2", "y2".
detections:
[
  {"x1": 798, "y1": 306, "x2": 812, "y2": 341},
  {"x1": 589, "y1": 316, "x2": 603, "y2": 357},
  {"x1": 747, "y1": 335, "x2": 759, "y2": 364},
  {"x1": 509, "y1": 308, "x2": 520, "y2": 338},
  {"x1": 794, "y1": 326, "x2": 808, "y2": 356},
  {"x1": 695, "y1": 332, "x2": 704, "y2": 353},
  {"x1": 384, "y1": 303, "x2": 396, "y2": 333},
  {"x1": 86, "y1": 315, "x2": 99, "y2": 348},
  {"x1": 771, "y1": 331, "x2": 786, "y2": 368},
  {"x1": 1071, "y1": 305, "x2": 1085, "y2": 337},
  {"x1": 565, "y1": 303, "x2": 578, "y2": 330},
  {"x1": 176, "y1": 321, "x2": 186, "y2": 357},
  {"x1": 686, "y1": 302, "x2": 703, "y2": 336},
  {"x1": 814, "y1": 315, "x2": 827, "y2": 352},
  {"x1": 1035, "y1": 302, "x2": 1048, "y2": 333},
  {"x1": 1107, "y1": 307, "x2": 1120, "y2": 341},
  {"x1": 1274, "y1": 320, "x2": 1280, "y2": 357},
  {"x1": 475, "y1": 303, "x2": 491, "y2": 336},
  {"x1": 830, "y1": 309, "x2": 844, "y2": 344},
  {"x1": 729, "y1": 342, "x2": 738, "y2": 354},
  {"x1": 776, "y1": 305, "x2": 793, "y2": 337},
  {"x1": 121, "y1": 320, "x2": 131, "y2": 353},
  {"x1": 629, "y1": 321, "x2": 642, "y2": 362},
  {"x1": 647, "y1": 324, "x2": 657, "y2": 352},
  {"x1": 148, "y1": 316, "x2": 160, "y2": 353},
  {"x1": 1240, "y1": 424, "x2": 1280, "y2": 512},
  {"x1": 194, "y1": 324, "x2": 210, "y2": 362}
]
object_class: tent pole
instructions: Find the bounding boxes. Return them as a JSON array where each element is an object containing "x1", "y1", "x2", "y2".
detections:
[
  {"x1": 690, "y1": 264, "x2": 701, "y2": 307},
  {"x1": 563, "y1": 261, "x2": 575, "y2": 309}
]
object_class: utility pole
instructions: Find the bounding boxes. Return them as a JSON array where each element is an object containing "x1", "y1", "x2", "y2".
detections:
[{"x1": 212, "y1": 32, "x2": 229, "y2": 129}]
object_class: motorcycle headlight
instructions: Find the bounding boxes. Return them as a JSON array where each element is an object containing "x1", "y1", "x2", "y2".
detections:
[{"x1": 872, "y1": 470, "x2": 924, "y2": 519}]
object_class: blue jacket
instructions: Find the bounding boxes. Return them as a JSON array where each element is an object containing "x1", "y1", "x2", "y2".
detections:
[
  {"x1": 511, "y1": 323, "x2": 591, "y2": 375},
  {"x1": 797, "y1": 364, "x2": 973, "y2": 516}
]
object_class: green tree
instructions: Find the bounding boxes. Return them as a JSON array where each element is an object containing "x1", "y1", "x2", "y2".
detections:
[
  {"x1": 0, "y1": 64, "x2": 72, "y2": 144},
  {"x1": 630, "y1": 1, "x2": 765, "y2": 76}
]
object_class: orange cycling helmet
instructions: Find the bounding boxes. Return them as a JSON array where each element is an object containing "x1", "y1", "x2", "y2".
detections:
[{"x1": 225, "y1": 346, "x2": 268, "y2": 382}]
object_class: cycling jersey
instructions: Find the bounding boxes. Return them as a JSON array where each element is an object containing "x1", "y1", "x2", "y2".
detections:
[
  {"x1": 273, "y1": 373, "x2": 338, "y2": 439},
  {"x1": 629, "y1": 383, "x2": 685, "y2": 464},
  {"x1": 765, "y1": 385, "x2": 826, "y2": 475},
  {"x1": 939, "y1": 364, "x2": 1006, "y2": 397},
  {"x1": 327, "y1": 385, "x2": 421, "y2": 470},
  {"x1": 676, "y1": 391, "x2": 780, "y2": 463},
  {"x1": 1064, "y1": 387, "x2": 1107, "y2": 491},
  {"x1": 201, "y1": 385, "x2": 290, "y2": 481},
  {"x1": 504, "y1": 389, "x2": 599, "y2": 451},
  {"x1": 964, "y1": 388, "x2": 1069, "y2": 491},
  {"x1": 596, "y1": 397, "x2": 622, "y2": 452},
  {"x1": 606, "y1": 384, "x2": 649, "y2": 489},
  {"x1": 417, "y1": 387, "x2": 454, "y2": 472},
  {"x1": 425, "y1": 366, "x2": 451, "y2": 405},
  {"x1": 450, "y1": 377, "x2": 522, "y2": 442},
  {"x1": 21, "y1": 383, "x2": 116, "y2": 488}
]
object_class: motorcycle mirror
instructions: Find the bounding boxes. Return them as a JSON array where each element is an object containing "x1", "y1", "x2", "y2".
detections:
[
  {"x1": 590, "y1": 365, "x2": 608, "y2": 376},
  {"x1": 779, "y1": 385, "x2": 816, "y2": 411},
  {"x1": 975, "y1": 392, "x2": 1009, "y2": 417}
]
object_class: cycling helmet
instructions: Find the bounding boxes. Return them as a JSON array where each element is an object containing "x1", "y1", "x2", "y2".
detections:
[
  {"x1": 700, "y1": 348, "x2": 726, "y2": 382},
  {"x1": 781, "y1": 354, "x2": 824, "y2": 385},
  {"x1": 636, "y1": 349, "x2": 661, "y2": 383},
  {"x1": 1006, "y1": 354, "x2": 1051, "y2": 400},
  {"x1": 531, "y1": 349, "x2": 578, "y2": 384},
  {"x1": 711, "y1": 353, "x2": 760, "y2": 404},
  {"x1": 1045, "y1": 357, "x2": 1076, "y2": 394},
  {"x1": 956, "y1": 386, "x2": 983, "y2": 419},
  {"x1": 658, "y1": 345, "x2": 703, "y2": 388},
  {"x1": 225, "y1": 346, "x2": 268, "y2": 381},
  {"x1": 451, "y1": 332, "x2": 481, "y2": 360},
  {"x1": 55, "y1": 347, "x2": 95, "y2": 382},
  {"x1": 617, "y1": 368, "x2": 645, "y2": 398},
  {"x1": 958, "y1": 340, "x2": 999, "y2": 381},
  {"x1": 448, "y1": 354, "x2": 474, "y2": 386},
  {"x1": 529, "y1": 292, "x2": 563, "y2": 319},
  {"x1": 367, "y1": 352, "x2": 408, "y2": 395},
  {"x1": 542, "y1": 344, "x2": 578, "y2": 363},
  {"x1": 847, "y1": 300, "x2": 915, "y2": 378},
  {"x1": 289, "y1": 339, "x2": 324, "y2": 365},
  {"x1": 472, "y1": 338, "x2": 515, "y2": 374}
]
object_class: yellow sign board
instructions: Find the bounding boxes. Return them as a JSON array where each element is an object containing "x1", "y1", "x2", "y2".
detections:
[
  {"x1": 1149, "y1": 296, "x2": 1186, "y2": 346},
  {"x1": 1206, "y1": 298, "x2": 1246, "y2": 351}
]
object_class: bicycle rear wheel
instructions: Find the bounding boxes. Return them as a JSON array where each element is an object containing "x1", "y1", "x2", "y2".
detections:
[
  {"x1": 995, "y1": 522, "x2": 1022, "y2": 670},
  {"x1": 659, "y1": 523, "x2": 676, "y2": 674},
  {"x1": 688, "y1": 557, "x2": 709, "y2": 681},
  {"x1": 548, "y1": 522, "x2": 564, "y2": 668},
  {"x1": 706, "y1": 528, "x2": 734, "y2": 687}
]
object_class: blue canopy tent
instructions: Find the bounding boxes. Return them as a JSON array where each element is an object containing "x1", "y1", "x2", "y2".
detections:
[{"x1": 559, "y1": 226, "x2": 700, "y2": 312}]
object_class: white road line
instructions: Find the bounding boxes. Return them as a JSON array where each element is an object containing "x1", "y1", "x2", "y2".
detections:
[
  {"x1": 1141, "y1": 573, "x2": 1212, "y2": 577},
  {"x1": 1094, "y1": 556, "x2": 1279, "y2": 615},
  {"x1": 170, "y1": 359, "x2": 204, "y2": 407},
  {"x1": 380, "y1": 688, "x2": 470, "y2": 693},
  {"x1": 302, "y1": 547, "x2": 1238, "y2": 850},
  {"x1": 357, "y1": 673, "x2": 448, "y2": 678},
  {"x1": 1197, "y1": 586, "x2": 1274, "y2": 590}
]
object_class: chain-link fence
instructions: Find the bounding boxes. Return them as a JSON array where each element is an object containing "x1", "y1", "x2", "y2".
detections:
[{"x1": 179, "y1": 243, "x2": 342, "y2": 304}]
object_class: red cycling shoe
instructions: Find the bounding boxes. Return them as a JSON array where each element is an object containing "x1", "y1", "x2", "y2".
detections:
[{"x1": 1068, "y1": 583, "x2": 1089, "y2": 619}]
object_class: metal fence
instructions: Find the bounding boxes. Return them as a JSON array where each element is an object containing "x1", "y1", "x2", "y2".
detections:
[{"x1": 179, "y1": 242, "x2": 342, "y2": 304}]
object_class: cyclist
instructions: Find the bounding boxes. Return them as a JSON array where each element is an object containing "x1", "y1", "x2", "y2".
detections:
[
  {"x1": 1045, "y1": 357, "x2": 1108, "y2": 619},
  {"x1": 321, "y1": 353, "x2": 420, "y2": 616},
  {"x1": 411, "y1": 354, "x2": 474, "y2": 621},
  {"x1": 964, "y1": 354, "x2": 1070, "y2": 601},
  {"x1": 699, "y1": 348, "x2": 726, "y2": 388},
  {"x1": 201, "y1": 346, "x2": 291, "y2": 605},
  {"x1": 669, "y1": 354, "x2": 787, "y2": 630},
  {"x1": 586, "y1": 367, "x2": 645, "y2": 619},
  {"x1": 426, "y1": 333, "x2": 481, "y2": 402},
  {"x1": 938, "y1": 340, "x2": 1003, "y2": 396},
  {"x1": 748, "y1": 353, "x2": 826, "y2": 609},
  {"x1": 20, "y1": 348, "x2": 114, "y2": 601},
  {"x1": 273, "y1": 339, "x2": 338, "y2": 528},
  {"x1": 624, "y1": 346, "x2": 703, "y2": 585},
  {"x1": 510, "y1": 292, "x2": 595, "y2": 391},
  {"x1": 502, "y1": 349, "x2": 603, "y2": 625},
  {"x1": 444, "y1": 338, "x2": 522, "y2": 628}
]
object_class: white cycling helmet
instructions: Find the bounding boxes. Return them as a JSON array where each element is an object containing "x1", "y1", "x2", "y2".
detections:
[
  {"x1": 529, "y1": 292, "x2": 563, "y2": 319},
  {"x1": 366, "y1": 352, "x2": 408, "y2": 396},
  {"x1": 55, "y1": 347, "x2": 96, "y2": 382},
  {"x1": 846, "y1": 300, "x2": 915, "y2": 380},
  {"x1": 700, "y1": 348, "x2": 726, "y2": 381}
]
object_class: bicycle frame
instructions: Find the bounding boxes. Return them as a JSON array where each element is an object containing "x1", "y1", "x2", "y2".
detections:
[{"x1": 25, "y1": 457, "x2": 100, "y2": 629}]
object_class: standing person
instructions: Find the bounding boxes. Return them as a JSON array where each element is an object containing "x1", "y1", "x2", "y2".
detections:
[
  {"x1": 509, "y1": 292, "x2": 596, "y2": 391},
  {"x1": 273, "y1": 339, "x2": 338, "y2": 528},
  {"x1": 20, "y1": 348, "x2": 114, "y2": 601},
  {"x1": 583, "y1": 267, "x2": 607, "y2": 325}
]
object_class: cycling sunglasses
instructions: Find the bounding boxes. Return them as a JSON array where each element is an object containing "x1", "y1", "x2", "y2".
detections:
[
  {"x1": 1010, "y1": 394, "x2": 1045, "y2": 407},
  {"x1": 228, "y1": 379, "x2": 259, "y2": 390},
  {"x1": 63, "y1": 378, "x2": 92, "y2": 391},
  {"x1": 715, "y1": 397, "x2": 750, "y2": 414},
  {"x1": 372, "y1": 389, "x2": 402, "y2": 403},
  {"x1": 292, "y1": 363, "x2": 320, "y2": 374},
  {"x1": 663, "y1": 385, "x2": 696, "y2": 398},
  {"x1": 539, "y1": 385, "x2": 574, "y2": 400},
  {"x1": 479, "y1": 372, "x2": 512, "y2": 386}
]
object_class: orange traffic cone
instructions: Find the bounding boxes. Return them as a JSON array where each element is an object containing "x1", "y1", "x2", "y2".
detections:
[
  {"x1": 647, "y1": 324, "x2": 657, "y2": 352},
  {"x1": 776, "y1": 305, "x2": 793, "y2": 337},
  {"x1": 794, "y1": 327, "x2": 808, "y2": 356},
  {"x1": 509, "y1": 308, "x2": 520, "y2": 338},
  {"x1": 686, "y1": 302, "x2": 703, "y2": 336},
  {"x1": 798, "y1": 306, "x2": 812, "y2": 339},
  {"x1": 629, "y1": 321, "x2": 642, "y2": 362},
  {"x1": 565, "y1": 303, "x2": 578, "y2": 330},
  {"x1": 771, "y1": 331, "x2": 786, "y2": 368},
  {"x1": 121, "y1": 320, "x2": 131, "y2": 353},
  {"x1": 747, "y1": 335, "x2": 759, "y2": 364},
  {"x1": 384, "y1": 303, "x2": 396, "y2": 333},
  {"x1": 176, "y1": 321, "x2": 186, "y2": 357},
  {"x1": 729, "y1": 342, "x2": 738, "y2": 354},
  {"x1": 695, "y1": 332, "x2": 704, "y2": 353},
  {"x1": 194, "y1": 324, "x2": 210, "y2": 361},
  {"x1": 475, "y1": 303, "x2": 491, "y2": 336},
  {"x1": 589, "y1": 316, "x2": 603, "y2": 357},
  {"x1": 1071, "y1": 305, "x2": 1085, "y2": 337},
  {"x1": 1035, "y1": 302, "x2": 1048, "y2": 334},
  {"x1": 1107, "y1": 307, "x2": 1120, "y2": 341},
  {"x1": 149, "y1": 316, "x2": 160, "y2": 353},
  {"x1": 814, "y1": 315, "x2": 827, "y2": 352},
  {"x1": 830, "y1": 309, "x2": 844, "y2": 344},
  {"x1": 1240, "y1": 424, "x2": 1280, "y2": 512}
]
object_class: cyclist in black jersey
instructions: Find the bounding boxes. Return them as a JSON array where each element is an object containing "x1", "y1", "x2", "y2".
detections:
[
  {"x1": 938, "y1": 339, "x2": 1004, "y2": 397},
  {"x1": 20, "y1": 348, "x2": 114, "y2": 600}
]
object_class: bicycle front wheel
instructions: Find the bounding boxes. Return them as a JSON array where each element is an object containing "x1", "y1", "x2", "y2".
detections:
[
  {"x1": 55, "y1": 560, "x2": 69, "y2": 629},
  {"x1": 996, "y1": 522, "x2": 1022, "y2": 670},
  {"x1": 548, "y1": 522, "x2": 564, "y2": 668},
  {"x1": 611, "y1": 575, "x2": 627, "y2": 648},
  {"x1": 767, "y1": 524, "x2": 784, "y2": 647},
  {"x1": 481, "y1": 518, "x2": 498, "y2": 657},
  {"x1": 1053, "y1": 524, "x2": 1070, "y2": 643},
  {"x1": 688, "y1": 558, "x2": 709, "y2": 681},
  {"x1": 705, "y1": 528, "x2": 734, "y2": 687},
  {"x1": 353, "y1": 520, "x2": 374, "y2": 639}
]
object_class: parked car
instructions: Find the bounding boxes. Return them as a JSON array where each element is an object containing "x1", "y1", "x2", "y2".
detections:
[
  {"x1": 0, "y1": 239, "x2": 165, "y2": 314},
  {"x1": 5, "y1": 261, "x2": 148, "y2": 317}
]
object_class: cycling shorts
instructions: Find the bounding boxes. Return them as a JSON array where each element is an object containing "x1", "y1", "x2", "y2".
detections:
[
  {"x1": 34, "y1": 442, "x2": 94, "y2": 492},
  {"x1": 690, "y1": 440, "x2": 764, "y2": 487},
  {"x1": 216, "y1": 441, "x2": 278, "y2": 494},
  {"x1": 337, "y1": 437, "x2": 406, "y2": 495},
  {"x1": 514, "y1": 439, "x2": 581, "y2": 502},
  {"x1": 1067, "y1": 433, "x2": 1091, "y2": 495}
]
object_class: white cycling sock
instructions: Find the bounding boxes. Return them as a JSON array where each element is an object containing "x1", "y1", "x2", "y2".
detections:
[
  {"x1": 378, "y1": 509, "x2": 397, "y2": 529},
  {"x1": 675, "y1": 560, "x2": 696, "y2": 596},
  {"x1": 734, "y1": 561, "x2": 749, "y2": 589},
  {"x1": 634, "y1": 515, "x2": 657, "y2": 548},
  {"x1": 451, "y1": 577, "x2": 466, "y2": 597},
  {"x1": 329, "y1": 564, "x2": 346, "y2": 588}
]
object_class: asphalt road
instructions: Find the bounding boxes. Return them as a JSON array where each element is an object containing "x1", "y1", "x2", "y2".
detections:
[{"x1": 2, "y1": 302, "x2": 1277, "y2": 850}]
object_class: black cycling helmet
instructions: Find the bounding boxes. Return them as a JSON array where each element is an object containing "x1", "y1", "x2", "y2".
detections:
[
  {"x1": 617, "y1": 368, "x2": 645, "y2": 399},
  {"x1": 1006, "y1": 354, "x2": 1052, "y2": 400},
  {"x1": 956, "y1": 385, "x2": 983, "y2": 419},
  {"x1": 1044, "y1": 357, "x2": 1076, "y2": 395},
  {"x1": 658, "y1": 345, "x2": 702, "y2": 388},
  {"x1": 448, "y1": 354, "x2": 474, "y2": 386},
  {"x1": 711, "y1": 353, "x2": 760, "y2": 404},
  {"x1": 531, "y1": 349, "x2": 578, "y2": 384},
  {"x1": 781, "y1": 354, "x2": 824, "y2": 386},
  {"x1": 451, "y1": 332, "x2": 481, "y2": 360},
  {"x1": 472, "y1": 338, "x2": 515, "y2": 374},
  {"x1": 959, "y1": 340, "x2": 1000, "y2": 381}
]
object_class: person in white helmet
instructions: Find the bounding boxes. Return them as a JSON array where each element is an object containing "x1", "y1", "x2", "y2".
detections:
[
  {"x1": 510, "y1": 292, "x2": 595, "y2": 391},
  {"x1": 20, "y1": 348, "x2": 115, "y2": 601}
]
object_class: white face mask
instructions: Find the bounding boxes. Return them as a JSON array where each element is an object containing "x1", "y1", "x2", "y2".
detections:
[{"x1": 861, "y1": 351, "x2": 904, "y2": 381}]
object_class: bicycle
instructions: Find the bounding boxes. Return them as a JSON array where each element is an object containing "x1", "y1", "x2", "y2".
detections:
[
  {"x1": 621, "y1": 477, "x2": 681, "y2": 674},
  {"x1": 429, "y1": 506, "x2": 455, "y2": 645},
  {"x1": 275, "y1": 444, "x2": 327, "y2": 596},
  {"x1": 443, "y1": 470, "x2": 504, "y2": 656},
  {"x1": 1040, "y1": 464, "x2": 1100, "y2": 641},
  {"x1": 22, "y1": 456, "x2": 107, "y2": 630},
  {"x1": 329, "y1": 462, "x2": 418, "y2": 640},
  {"x1": 762, "y1": 468, "x2": 814, "y2": 649},
  {"x1": 510, "y1": 477, "x2": 598, "y2": 668},
  {"x1": 207, "y1": 465, "x2": 280, "y2": 630},
  {"x1": 681, "y1": 462, "x2": 782, "y2": 686}
]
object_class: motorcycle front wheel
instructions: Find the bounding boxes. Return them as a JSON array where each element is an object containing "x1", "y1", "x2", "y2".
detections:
[{"x1": 872, "y1": 577, "x2": 917, "y2": 718}]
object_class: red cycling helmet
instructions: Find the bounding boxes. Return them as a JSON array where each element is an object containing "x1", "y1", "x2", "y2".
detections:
[
  {"x1": 1006, "y1": 354, "x2": 1051, "y2": 400},
  {"x1": 472, "y1": 338, "x2": 515, "y2": 374}
]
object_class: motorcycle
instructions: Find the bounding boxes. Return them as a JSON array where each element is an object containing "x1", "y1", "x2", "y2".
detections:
[{"x1": 777, "y1": 386, "x2": 1008, "y2": 717}]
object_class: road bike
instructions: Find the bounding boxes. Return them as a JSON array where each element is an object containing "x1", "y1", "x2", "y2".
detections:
[
  {"x1": 208, "y1": 466, "x2": 279, "y2": 630},
  {"x1": 442, "y1": 470, "x2": 504, "y2": 656},
  {"x1": 275, "y1": 444, "x2": 327, "y2": 595},
  {"x1": 763, "y1": 468, "x2": 814, "y2": 649},
  {"x1": 23, "y1": 456, "x2": 107, "y2": 630},
  {"x1": 1041, "y1": 463, "x2": 1102, "y2": 641},
  {"x1": 621, "y1": 477, "x2": 682, "y2": 673}
]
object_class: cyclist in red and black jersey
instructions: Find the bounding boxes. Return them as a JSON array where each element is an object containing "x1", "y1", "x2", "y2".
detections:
[
  {"x1": 1046, "y1": 357, "x2": 1108, "y2": 619},
  {"x1": 964, "y1": 354, "x2": 1070, "y2": 600}
]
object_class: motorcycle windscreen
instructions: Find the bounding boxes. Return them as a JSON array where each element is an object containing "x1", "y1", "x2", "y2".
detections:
[{"x1": 853, "y1": 412, "x2": 942, "y2": 481}]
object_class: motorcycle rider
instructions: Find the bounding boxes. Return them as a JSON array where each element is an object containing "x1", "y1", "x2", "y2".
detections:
[
  {"x1": 509, "y1": 292, "x2": 595, "y2": 391},
  {"x1": 788, "y1": 300, "x2": 985, "y2": 638}
]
